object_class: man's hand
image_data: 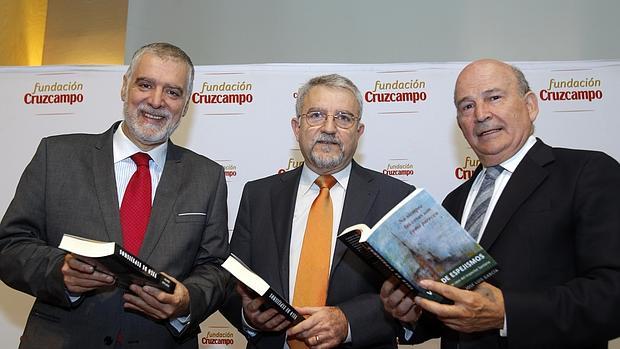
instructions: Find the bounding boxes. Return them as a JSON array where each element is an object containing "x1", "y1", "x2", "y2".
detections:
[
  {"x1": 414, "y1": 280, "x2": 505, "y2": 333},
  {"x1": 122, "y1": 273, "x2": 190, "y2": 320},
  {"x1": 238, "y1": 283, "x2": 291, "y2": 332},
  {"x1": 380, "y1": 277, "x2": 422, "y2": 324},
  {"x1": 286, "y1": 306, "x2": 348, "y2": 349},
  {"x1": 61, "y1": 253, "x2": 115, "y2": 293}
]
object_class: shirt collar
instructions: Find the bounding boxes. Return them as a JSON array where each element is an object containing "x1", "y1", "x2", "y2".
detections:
[
  {"x1": 113, "y1": 121, "x2": 168, "y2": 168},
  {"x1": 299, "y1": 162, "x2": 352, "y2": 195},
  {"x1": 495, "y1": 135, "x2": 537, "y2": 173}
]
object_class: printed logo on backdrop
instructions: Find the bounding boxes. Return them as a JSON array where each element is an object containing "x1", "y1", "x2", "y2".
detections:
[
  {"x1": 364, "y1": 71, "x2": 428, "y2": 116},
  {"x1": 192, "y1": 73, "x2": 253, "y2": 116},
  {"x1": 200, "y1": 326, "x2": 235, "y2": 347},
  {"x1": 23, "y1": 73, "x2": 85, "y2": 115},
  {"x1": 538, "y1": 75, "x2": 603, "y2": 112},
  {"x1": 383, "y1": 159, "x2": 415, "y2": 182},
  {"x1": 215, "y1": 160, "x2": 238, "y2": 182},
  {"x1": 454, "y1": 155, "x2": 480, "y2": 181},
  {"x1": 278, "y1": 149, "x2": 304, "y2": 174}
]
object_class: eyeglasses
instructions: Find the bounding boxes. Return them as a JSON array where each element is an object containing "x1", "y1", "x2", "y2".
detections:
[{"x1": 298, "y1": 111, "x2": 360, "y2": 129}]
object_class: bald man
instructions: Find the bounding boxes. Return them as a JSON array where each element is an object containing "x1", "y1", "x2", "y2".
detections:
[{"x1": 380, "y1": 59, "x2": 620, "y2": 349}]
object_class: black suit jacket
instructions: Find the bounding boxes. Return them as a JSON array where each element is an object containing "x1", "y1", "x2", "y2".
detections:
[
  {"x1": 412, "y1": 139, "x2": 620, "y2": 349},
  {"x1": 0, "y1": 122, "x2": 230, "y2": 349},
  {"x1": 220, "y1": 161, "x2": 414, "y2": 348}
]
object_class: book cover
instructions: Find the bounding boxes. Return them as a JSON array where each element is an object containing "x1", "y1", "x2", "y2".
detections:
[
  {"x1": 58, "y1": 234, "x2": 176, "y2": 293},
  {"x1": 222, "y1": 253, "x2": 302, "y2": 325},
  {"x1": 338, "y1": 188, "x2": 498, "y2": 303}
]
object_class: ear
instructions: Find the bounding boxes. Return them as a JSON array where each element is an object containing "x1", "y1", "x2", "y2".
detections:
[
  {"x1": 356, "y1": 122, "x2": 365, "y2": 137},
  {"x1": 120, "y1": 74, "x2": 128, "y2": 102},
  {"x1": 524, "y1": 91, "x2": 539, "y2": 123},
  {"x1": 291, "y1": 117, "x2": 301, "y2": 141},
  {"x1": 181, "y1": 97, "x2": 191, "y2": 117},
  {"x1": 456, "y1": 114, "x2": 465, "y2": 131}
]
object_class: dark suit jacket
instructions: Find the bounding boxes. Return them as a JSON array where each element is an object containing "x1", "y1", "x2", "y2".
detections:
[
  {"x1": 220, "y1": 161, "x2": 414, "y2": 348},
  {"x1": 412, "y1": 139, "x2": 620, "y2": 349},
  {"x1": 0, "y1": 122, "x2": 230, "y2": 349}
]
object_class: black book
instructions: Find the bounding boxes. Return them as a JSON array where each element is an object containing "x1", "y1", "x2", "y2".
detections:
[
  {"x1": 222, "y1": 253, "x2": 302, "y2": 325},
  {"x1": 58, "y1": 234, "x2": 176, "y2": 293},
  {"x1": 338, "y1": 188, "x2": 499, "y2": 303}
]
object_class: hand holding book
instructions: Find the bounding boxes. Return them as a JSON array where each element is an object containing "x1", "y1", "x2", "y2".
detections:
[
  {"x1": 236, "y1": 282, "x2": 293, "y2": 332},
  {"x1": 411, "y1": 279, "x2": 506, "y2": 333},
  {"x1": 379, "y1": 276, "x2": 423, "y2": 325},
  {"x1": 61, "y1": 252, "x2": 116, "y2": 294},
  {"x1": 58, "y1": 234, "x2": 176, "y2": 293},
  {"x1": 221, "y1": 254, "x2": 303, "y2": 329}
]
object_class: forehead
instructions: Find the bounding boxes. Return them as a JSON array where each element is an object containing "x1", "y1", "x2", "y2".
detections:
[
  {"x1": 455, "y1": 62, "x2": 517, "y2": 100},
  {"x1": 132, "y1": 53, "x2": 189, "y2": 88},
  {"x1": 302, "y1": 85, "x2": 358, "y2": 112}
]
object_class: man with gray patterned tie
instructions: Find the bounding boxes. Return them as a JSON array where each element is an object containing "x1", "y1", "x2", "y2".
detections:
[{"x1": 380, "y1": 59, "x2": 620, "y2": 349}]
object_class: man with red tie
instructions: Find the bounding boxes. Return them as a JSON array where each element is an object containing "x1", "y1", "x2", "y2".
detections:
[
  {"x1": 0, "y1": 42, "x2": 230, "y2": 348},
  {"x1": 220, "y1": 74, "x2": 414, "y2": 349}
]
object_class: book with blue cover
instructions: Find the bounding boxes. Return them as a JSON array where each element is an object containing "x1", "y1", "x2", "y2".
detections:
[{"x1": 338, "y1": 188, "x2": 498, "y2": 303}]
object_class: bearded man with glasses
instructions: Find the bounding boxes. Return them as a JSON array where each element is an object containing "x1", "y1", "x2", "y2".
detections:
[{"x1": 221, "y1": 74, "x2": 415, "y2": 349}]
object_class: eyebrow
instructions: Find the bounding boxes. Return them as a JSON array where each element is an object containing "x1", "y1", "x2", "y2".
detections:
[
  {"x1": 135, "y1": 76, "x2": 184, "y2": 92},
  {"x1": 456, "y1": 88, "x2": 504, "y2": 107}
]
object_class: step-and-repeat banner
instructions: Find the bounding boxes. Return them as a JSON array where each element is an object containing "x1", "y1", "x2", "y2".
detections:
[{"x1": 1, "y1": 61, "x2": 618, "y2": 348}]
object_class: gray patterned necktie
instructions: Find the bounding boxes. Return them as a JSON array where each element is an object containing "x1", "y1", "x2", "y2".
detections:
[{"x1": 464, "y1": 165, "x2": 504, "y2": 241}]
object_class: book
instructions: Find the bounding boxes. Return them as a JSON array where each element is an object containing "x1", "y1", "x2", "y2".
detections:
[
  {"x1": 338, "y1": 188, "x2": 498, "y2": 303},
  {"x1": 58, "y1": 234, "x2": 176, "y2": 293},
  {"x1": 221, "y1": 253, "x2": 303, "y2": 325}
]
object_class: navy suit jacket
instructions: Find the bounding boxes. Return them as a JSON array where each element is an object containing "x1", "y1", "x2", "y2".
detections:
[
  {"x1": 220, "y1": 161, "x2": 414, "y2": 349},
  {"x1": 412, "y1": 139, "x2": 620, "y2": 349},
  {"x1": 0, "y1": 122, "x2": 230, "y2": 349}
]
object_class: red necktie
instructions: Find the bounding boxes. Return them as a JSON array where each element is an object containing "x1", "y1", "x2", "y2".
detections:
[{"x1": 120, "y1": 152, "x2": 152, "y2": 255}]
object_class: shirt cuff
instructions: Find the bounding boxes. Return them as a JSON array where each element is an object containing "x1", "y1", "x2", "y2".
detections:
[
  {"x1": 241, "y1": 308, "x2": 260, "y2": 337},
  {"x1": 65, "y1": 290, "x2": 81, "y2": 303},
  {"x1": 169, "y1": 313, "x2": 191, "y2": 333},
  {"x1": 499, "y1": 315, "x2": 508, "y2": 337}
]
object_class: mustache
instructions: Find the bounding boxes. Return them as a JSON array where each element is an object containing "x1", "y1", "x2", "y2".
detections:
[
  {"x1": 313, "y1": 133, "x2": 342, "y2": 146},
  {"x1": 474, "y1": 122, "x2": 501, "y2": 135},
  {"x1": 138, "y1": 103, "x2": 171, "y2": 118}
]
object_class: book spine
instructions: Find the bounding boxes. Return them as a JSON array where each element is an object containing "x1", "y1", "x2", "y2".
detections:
[
  {"x1": 339, "y1": 232, "x2": 444, "y2": 303},
  {"x1": 114, "y1": 245, "x2": 174, "y2": 293},
  {"x1": 264, "y1": 289, "x2": 302, "y2": 325}
]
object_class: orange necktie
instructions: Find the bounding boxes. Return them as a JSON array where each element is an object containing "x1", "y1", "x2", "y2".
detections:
[{"x1": 289, "y1": 175, "x2": 337, "y2": 349}]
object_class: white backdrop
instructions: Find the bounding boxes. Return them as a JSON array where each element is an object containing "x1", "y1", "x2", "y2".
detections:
[{"x1": 1, "y1": 61, "x2": 619, "y2": 348}]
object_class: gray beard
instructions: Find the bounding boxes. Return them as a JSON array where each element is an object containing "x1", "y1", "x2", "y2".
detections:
[{"x1": 309, "y1": 148, "x2": 345, "y2": 170}]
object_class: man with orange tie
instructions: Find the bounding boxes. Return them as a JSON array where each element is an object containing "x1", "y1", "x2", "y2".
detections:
[
  {"x1": 0, "y1": 42, "x2": 230, "y2": 348},
  {"x1": 220, "y1": 74, "x2": 414, "y2": 348}
]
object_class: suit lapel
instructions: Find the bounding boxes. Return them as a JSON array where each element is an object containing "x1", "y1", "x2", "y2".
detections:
[
  {"x1": 93, "y1": 123, "x2": 123, "y2": 243},
  {"x1": 271, "y1": 167, "x2": 302, "y2": 299},
  {"x1": 480, "y1": 140, "x2": 554, "y2": 249},
  {"x1": 445, "y1": 168, "x2": 479, "y2": 221},
  {"x1": 331, "y1": 162, "x2": 379, "y2": 273},
  {"x1": 139, "y1": 142, "x2": 183, "y2": 260}
]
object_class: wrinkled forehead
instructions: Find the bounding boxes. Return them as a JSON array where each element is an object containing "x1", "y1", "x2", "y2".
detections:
[
  {"x1": 304, "y1": 85, "x2": 359, "y2": 112},
  {"x1": 454, "y1": 62, "x2": 517, "y2": 102}
]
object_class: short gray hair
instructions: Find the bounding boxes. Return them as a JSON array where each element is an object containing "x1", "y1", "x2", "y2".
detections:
[
  {"x1": 510, "y1": 64, "x2": 531, "y2": 96},
  {"x1": 126, "y1": 42, "x2": 195, "y2": 96},
  {"x1": 295, "y1": 74, "x2": 363, "y2": 117}
]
